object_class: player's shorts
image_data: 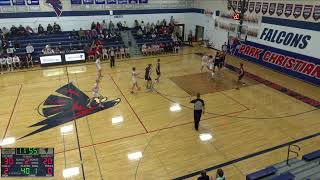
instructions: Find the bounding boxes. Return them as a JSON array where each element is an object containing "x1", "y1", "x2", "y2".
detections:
[
  {"x1": 132, "y1": 78, "x2": 137, "y2": 84},
  {"x1": 238, "y1": 74, "x2": 244, "y2": 81},
  {"x1": 209, "y1": 64, "x2": 213, "y2": 70},
  {"x1": 156, "y1": 71, "x2": 161, "y2": 75},
  {"x1": 13, "y1": 59, "x2": 20, "y2": 63},
  {"x1": 93, "y1": 92, "x2": 99, "y2": 98},
  {"x1": 145, "y1": 76, "x2": 151, "y2": 81}
]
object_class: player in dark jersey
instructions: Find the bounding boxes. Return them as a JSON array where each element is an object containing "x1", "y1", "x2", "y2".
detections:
[
  {"x1": 213, "y1": 51, "x2": 221, "y2": 75},
  {"x1": 145, "y1": 64, "x2": 152, "y2": 89},
  {"x1": 236, "y1": 63, "x2": 245, "y2": 89},
  {"x1": 155, "y1": 59, "x2": 161, "y2": 83}
]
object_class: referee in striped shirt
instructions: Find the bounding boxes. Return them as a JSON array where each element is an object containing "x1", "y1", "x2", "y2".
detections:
[{"x1": 190, "y1": 93, "x2": 205, "y2": 131}]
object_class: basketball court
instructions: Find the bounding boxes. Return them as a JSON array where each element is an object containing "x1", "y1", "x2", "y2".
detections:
[{"x1": 0, "y1": 45, "x2": 319, "y2": 179}]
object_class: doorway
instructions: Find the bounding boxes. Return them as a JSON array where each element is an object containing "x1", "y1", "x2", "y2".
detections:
[
  {"x1": 174, "y1": 24, "x2": 185, "y2": 41},
  {"x1": 195, "y1": 25, "x2": 204, "y2": 41}
]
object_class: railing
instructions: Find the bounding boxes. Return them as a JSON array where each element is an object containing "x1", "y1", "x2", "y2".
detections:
[{"x1": 286, "y1": 144, "x2": 301, "y2": 166}]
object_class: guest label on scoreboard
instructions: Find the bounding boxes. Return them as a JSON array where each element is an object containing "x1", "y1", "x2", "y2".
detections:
[{"x1": 1, "y1": 148, "x2": 54, "y2": 177}]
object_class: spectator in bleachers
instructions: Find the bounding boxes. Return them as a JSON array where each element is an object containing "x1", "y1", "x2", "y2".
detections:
[
  {"x1": 10, "y1": 25, "x2": 18, "y2": 36},
  {"x1": 47, "y1": 24, "x2": 53, "y2": 34},
  {"x1": 162, "y1": 19, "x2": 167, "y2": 26},
  {"x1": 85, "y1": 30, "x2": 92, "y2": 40},
  {"x1": 95, "y1": 39, "x2": 103, "y2": 48},
  {"x1": 12, "y1": 54, "x2": 21, "y2": 69},
  {"x1": 123, "y1": 21, "x2": 128, "y2": 30},
  {"x1": 25, "y1": 26, "x2": 34, "y2": 35},
  {"x1": 96, "y1": 22, "x2": 102, "y2": 34},
  {"x1": 78, "y1": 28, "x2": 85, "y2": 41},
  {"x1": 57, "y1": 43, "x2": 65, "y2": 53},
  {"x1": 18, "y1": 25, "x2": 26, "y2": 36},
  {"x1": 109, "y1": 20, "x2": 115, "y2": 30},
  {"x1": 140, "y1": 21, "x2": 145, "y2": 31},
  {"x1": 26, "y1": 43, "x2": 34, "y2": 55},
  {"x1": 117, "y1": 21, "x2": 123, "y2": 30},
  {"x1": 6, "y1": 44, "x2": 15, "y2": 57},
  {"x1": 71, "y1": 29, "x2": 78, "y2": 39},
  {"x1": 42, "y1": 44, "x2": 54, "y2": 54},
  {"x1": 53, "y1": 22, "x2": 61, "y2": 33},
  {"x1": 198, "y1": 170, "x2": 210, "y2": 180},
  {"x1": 142, "y1": 43, "x2": 147, "y2": 56},
  {"x1": 102, "y1": 20, "x2": 107, "y2": 31},
  {"x1": 26, "y1": 53, "x2": 33, "y2": 68},
  {"x1": 38, "y1": 24, "x2": 45, "y2": 35},
  {"x1": 2, "y1": 27, "x2": 9, "y2": 37},
  {"x1": 125, "y1": 46, "x2": 130, "y2": 58},
  {"x1": 213, "y1": 169, "x2": 225, "y2": 180},
  {"x1": 91, "y1": 29, "x2": 98, "y2": 39},
  {"x1": 156, "y1": 20, "x2": 161, "y2": 28},
  {"x1": 91, "y1": 22, "x2": 96, "y2": 30},
  {"x1": 169, "y1": 16, "x2": 176, "y2": 26},
  {"x1": 6, "y1": 55, "x2": 13, "y2": 71},
  {"x1": 13, "y1": 39, "x2": 20, "y2": 49},
  {"x1": 0, "y1": 56, "x2": 7, "y2": 73},
  {"x1": 137, "y1": 28, "x2": 143, "y2": 38},
  {"x1": 134, "y1": 20, "x2": 140, "y2": 29}
]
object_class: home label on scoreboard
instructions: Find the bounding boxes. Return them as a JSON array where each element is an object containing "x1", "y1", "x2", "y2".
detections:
[{"x1": 1, "y1": 148, "x2": 54, "y2": 177}]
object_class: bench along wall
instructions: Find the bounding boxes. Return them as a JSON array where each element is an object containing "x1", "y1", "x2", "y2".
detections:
[{"x1": 232, "y1": 16, "x2": 320, "y2": 86}]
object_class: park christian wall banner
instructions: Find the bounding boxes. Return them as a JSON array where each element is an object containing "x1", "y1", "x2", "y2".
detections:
[
  {"x1": 276, "y1": 3, "x2": 284, "y2": 16},
  {"x1": 303, "y1": 5, "x2": 313, "y2": 20},
  {"x1": 12, "y1": 0, "x2": 25, "y2": 5},
  {"x1": 269, "y1": 3, "x2": 276, "y2": 16},
  {"x1": 231, "y1": 17, "x2": 320, "y2": 86},
  {"x1": 293, "y1": 4, "x2": 303, "y2": 19}
]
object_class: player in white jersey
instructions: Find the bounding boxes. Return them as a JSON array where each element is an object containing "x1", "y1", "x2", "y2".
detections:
[
  {"x1": 6, "y1": 56, "x2": 13, "y2": 71},
  {"x1": 131, "y1": 67, "x2": 141, "y2": 93},
  {"x1": 200, "y1": 54, "x2": 209, "y2": 72},
  {"x1": 95, "y1": 49, "x2": 102, "y2": 79},
  {"x1": 87, "y1": 78, "x2": 105, "y2": 108}
]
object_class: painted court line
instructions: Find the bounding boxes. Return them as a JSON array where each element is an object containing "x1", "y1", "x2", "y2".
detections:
[
  {"x1": 2, "y1": 84, "x2": 22, "y2": 140},
  {"x1": 109, "y1": 74, "x2": 149, "y2": 133}
]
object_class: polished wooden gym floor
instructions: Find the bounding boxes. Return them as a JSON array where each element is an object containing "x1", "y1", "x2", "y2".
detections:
[{"x1": 0, "y1": 46, "x2": 319, "y2": 180}]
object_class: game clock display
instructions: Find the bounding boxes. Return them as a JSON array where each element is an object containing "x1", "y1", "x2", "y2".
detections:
[{"x1": 1, "y1": 148, "x2": 54, "y2": 177}]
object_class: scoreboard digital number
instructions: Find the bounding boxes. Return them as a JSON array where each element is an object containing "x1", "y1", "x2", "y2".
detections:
[{"x1": 1, "y1": 148, "x2": 54, "y2": 177}]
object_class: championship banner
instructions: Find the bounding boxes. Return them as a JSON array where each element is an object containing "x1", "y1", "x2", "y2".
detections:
[
  {"x1": 95, "y1": 0, "x2": 105, "y2": 4},
  {"x1": 107, "y1": 0, "x2": 116, "y2": 4},
  {"x1": 303, "y1": 5, "x2": 313, "y2": 20},
  {"x1": 231, "y1": 17, "x2": 320, "y2": 86},
  {"x1": 285, "y1": 4, "x2": 293, "y2": 17},
  {"x1": 249, "y1": 1, "x2": 254, "y2": 13},
  {"x1": 276, "y1": 3, "x2": 284, "y2": 16},
  {"x1": 293, "y1": 4, "x2": 303, "y2": 19},
  {"x1": 262, "y1": 2, "x2": 268, "y2": 15},
  {"x1": 255, "y1": 2, "x2": 261, "y2": 14},
  {"x1": 138, "y1": 0, "x2": 147, "y2": 3},
  {"x1": 269, "y1": 3, "x2": 276, "y2": 16},
  {"x1": 128, "y1": 0, "x2": 137, "y2": 3},
  {"x1": 12, "y1": 0, "x2": 25, "y2": 5},
  {"x1": 227, "y1": 0, "x2": 231, "y2": 10},
  {"x1": 314, "y1": 5, "x2": 320, "y2": 21},
  {"x1": 232, "y1": 0, "x2": 237, "y2": 10},
  {"x1": 71, "y1": 0, "x2": 81, "y2": 4},
  {"x1": 0, "y1": 0, "x2": 11, "y2": 6},
  {"x1": 117, "y1": 0, "x2": 127, "y2": 4},
  {"x1": 83, "y1": 0, "x2": 93, "y2": 4},
  {"x1": 27, "y1": 0, "x2": 39, "y2": 5}
]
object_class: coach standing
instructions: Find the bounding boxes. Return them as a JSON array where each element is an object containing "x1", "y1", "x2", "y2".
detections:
[{"x1": 190, "y1": 93, "x2": 205, "y2": 131}]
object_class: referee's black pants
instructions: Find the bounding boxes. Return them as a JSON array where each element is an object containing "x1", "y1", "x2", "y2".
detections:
[
  {"x1": 194, "y1": 110, "x2": 202, "y2": 131},
  {"x1": 110, "y1": 56, "x2": 115, "y2": 68}
]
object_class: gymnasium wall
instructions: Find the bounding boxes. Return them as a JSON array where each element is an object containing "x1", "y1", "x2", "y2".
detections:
[{"x1": 190, "y1": 0, "x2": 320, "y2": 85}]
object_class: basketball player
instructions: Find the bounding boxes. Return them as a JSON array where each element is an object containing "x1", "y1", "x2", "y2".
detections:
[
  {"x1": 155, "y1": 59, "x2": 161, "y2": 83},
  {"x1": 131, "y1": 67, "x2": 141, "y2": 93},
  {"x1": 145, "y1": 64, "x2": 152, "y2": 89},
  {"x1": 200, "y1": 54, "x2": 209, "y2": 72},
  {"x1": 236, "y1": 63, "x2": 245, "y2": 89},
  {"x1": 95, "y1": 48, "x2": 102, "y2": 79},
  {"x1": 213, "y1": 51, "x2": 221, "y2": 76},
  {"x1": 87, "y1": 78, "x2": 105, "y2": 108}
]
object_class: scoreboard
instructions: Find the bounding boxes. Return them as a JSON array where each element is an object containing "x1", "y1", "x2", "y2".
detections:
[{"x1": 1, "y1": 148, "x2": 54, "y2": 177}]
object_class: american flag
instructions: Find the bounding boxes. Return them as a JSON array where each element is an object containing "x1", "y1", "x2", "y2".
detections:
[{"x1": 46, "y1": 0, "x2": 63, "y2": 17}]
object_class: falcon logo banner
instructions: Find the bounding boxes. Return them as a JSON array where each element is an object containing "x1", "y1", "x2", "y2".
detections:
[
  {"x1": 313, "y1": 5, "x2": 320, "y2": 21},
  {"x1": 262, "y1": 2, "x2": 269, "y2": 15},
  {"x1": 255, "y1": 2, "x2": 261, "y2": 14},
  {"x1": 249, "y1": 1, "x2": 255, "y2": 13},
  {"x1": 46, "y1": 0, "x2": 62, "y2": 17}
]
